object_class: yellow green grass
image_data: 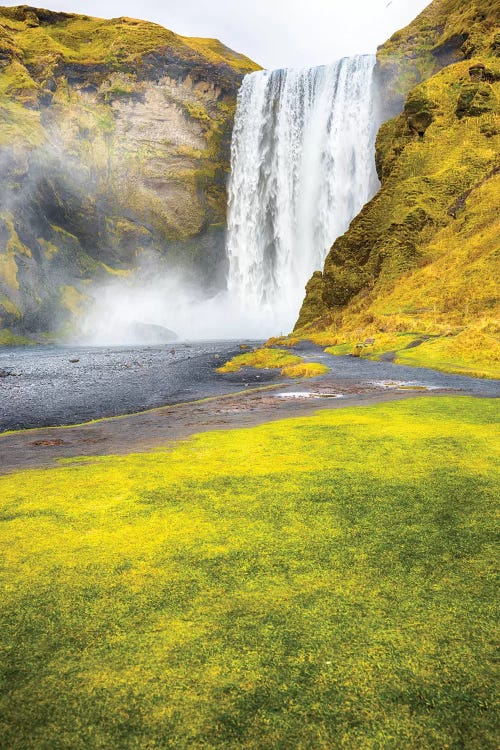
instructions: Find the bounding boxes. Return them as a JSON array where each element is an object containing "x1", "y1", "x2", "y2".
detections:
[
  {"x1": 280, "y1": 362, "x2": 329, "y2": 378},
  {"x1": 0, "y1": 397, "x2": 498, "y2": 749},
  {"x1": 394, "y1": 328, "x2": 500, "y2": 379},
  {"x1": 217, "y1": 347, "x2": 328, "y2": 378},
  {"x1": 217, "y1": 347, "x2": 302, "y2": 373},
  {"x1": 323, "y1": 326, "x2": 500, "y2": 380},
  {"x1": 0, "y1": 9, "x2": 260, "y2": 74}
]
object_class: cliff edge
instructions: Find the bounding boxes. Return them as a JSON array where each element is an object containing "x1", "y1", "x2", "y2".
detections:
[
  {"x1": 0, "y1": 5, "x2": 260, "y2": 341},
  {"x1": 296, "y1": 0, "x2": 499, "y2": 378}
]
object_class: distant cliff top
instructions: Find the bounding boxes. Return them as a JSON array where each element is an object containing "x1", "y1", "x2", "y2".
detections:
[
  {"x1": 377, "y1": 0, "x2": 500, "y2": 115},
  {"x1": 0, "y1": 5, "x2": 261, "y2": 79}
]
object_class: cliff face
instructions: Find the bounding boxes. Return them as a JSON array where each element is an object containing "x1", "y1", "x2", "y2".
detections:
[
  {"x1": 296, "y1": 0, "x2": 499, "y2": 377},
  {"x1": 0, "y1": 5, "x2": 260, "y2": 341}
]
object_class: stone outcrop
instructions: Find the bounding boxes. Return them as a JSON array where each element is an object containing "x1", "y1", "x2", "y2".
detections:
[{"x1": 0, "y1": 5, "x2": 260, "y2": 341}]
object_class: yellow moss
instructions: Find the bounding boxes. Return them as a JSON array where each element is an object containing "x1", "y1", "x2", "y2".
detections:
[
  {"x1": 218, "y1": 348, "x2": 329, "y2": 379},
  {"x1": 183, "y1": 100, "x2": 211, "y2": 125},
  {"x1": 0, "y1": 253, "x2": 19, "y2": 290},
  {"x1": 176, "y1": 144, "x2": 208, "y2": 160},
  {"x1": 182, "y1": 36, "x2": 261, "y2": 75},
  {"x1": 0, "y1": 97, "x2": 43, "y2": 146},
  {"x1": 266, "y1": 335, "x2": 302, "y2": 348},
  {"x1": 4, "y1": 11, "x2": 260, "y2": 74},
  {"x1": 60, "y1": 285, "x2": 87, "y2": 316},
  {"x1": 100, "y1": 263, "x2": 131, "y2": 278},
  {"x1": 50, "y1": 224, "x2": 79, "y2": 242},
  {"x1": 377, "y1": 0, "x2": 498, "y2": 112},
  {"x1": 0, "y1": 59, "x2": 38, "y2": 99},
  {"x1": 0, "y1": 294, "x2": 21, "y2": 318},
  {"x1": 217, "y1": 348, "x2": 302, "y2": 373},
  {"x1": 280, "y1": 362, "x2": 329, "y2": 378},
  {"x1": 395, "y1": 326, "x2": 500, "y2": 379},
  {"x1": 4, "y1": 216, "x2": 31, "y2": 257},
  {"x1": 38, "y1": 239, "x2": 59, "y2": 260},
  {"x1": 0, "y1": 327, "x2": 32, "y2": 345}
]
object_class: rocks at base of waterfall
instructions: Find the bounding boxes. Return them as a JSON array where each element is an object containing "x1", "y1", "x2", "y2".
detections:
[{"x1": 126, "y1": 322, "x2": 179, "y2": 345}]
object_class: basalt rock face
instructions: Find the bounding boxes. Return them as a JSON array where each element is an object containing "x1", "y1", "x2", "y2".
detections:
[
  {"x1": 0, "y1": 5, "x2": 260, "y2": 340},
  {"x1": 296, "y1": 0, "x2": 499, "y2": 372}
]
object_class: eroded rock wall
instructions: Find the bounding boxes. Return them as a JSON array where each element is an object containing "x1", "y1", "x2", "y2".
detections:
[{"x1": 0, "y1": 5, "x2": 260, "y2": 340}]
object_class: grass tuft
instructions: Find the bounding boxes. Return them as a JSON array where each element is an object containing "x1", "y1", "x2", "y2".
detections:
[
  {"x1": 280, "y1": 362, "x2": 329, "y2": 378},
  {"x1": 217, "y1": 347, "x2": 302, "y2": 373},
  {"x1": 217, "y1": 348, "x2": 329, "y2": 379}
]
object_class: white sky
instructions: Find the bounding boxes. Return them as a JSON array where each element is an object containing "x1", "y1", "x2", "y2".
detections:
[{"x1": 1, "y1": 0, "x2": 431, "y2": 68}]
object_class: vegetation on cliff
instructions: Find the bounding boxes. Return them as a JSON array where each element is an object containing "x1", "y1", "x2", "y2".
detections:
[
  {"x1": 0, "y1": 5, "x2": 260, "y2": 340},
  {"x1": 296, "y1": 0, "x2": 499, "y2": 379},
  {"x1": 1, "y1": 397, "x2": 498, "y2": 749}
]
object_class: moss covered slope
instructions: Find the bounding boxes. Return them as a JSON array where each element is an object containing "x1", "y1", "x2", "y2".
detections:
[
  {"x1": 0, "y1": 5, "x2": 260, "y2": 339},
  {"x1": 296, "y1": 0, "x2": 499, "y2": 378}
]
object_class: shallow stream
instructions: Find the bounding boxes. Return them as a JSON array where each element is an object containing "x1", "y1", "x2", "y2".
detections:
[{"x1": 1, "y1": 341, "x2": 498, "y2": 432}]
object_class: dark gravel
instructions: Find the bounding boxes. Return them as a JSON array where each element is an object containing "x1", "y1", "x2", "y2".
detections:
[{"x1": 0, "y1": 341, "x2": 498, "y2": 433}]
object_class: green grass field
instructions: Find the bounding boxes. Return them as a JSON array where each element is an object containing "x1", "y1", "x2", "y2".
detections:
[{"x1": 0, "y1": 397, "x2": 498, "y2": 749}]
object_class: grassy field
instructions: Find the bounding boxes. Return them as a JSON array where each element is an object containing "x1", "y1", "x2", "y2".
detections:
[{"x1": 0, "y1": 397, "x2": 498, "y2": 749}]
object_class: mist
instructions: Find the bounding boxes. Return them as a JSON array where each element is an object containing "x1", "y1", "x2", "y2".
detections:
[{"x1": 74, "y1": 265, "x2": 293, "y2": 345}]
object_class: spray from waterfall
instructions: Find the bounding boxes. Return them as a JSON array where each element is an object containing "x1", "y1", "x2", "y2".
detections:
[{"x1": 226, "y1": 54, "x2": 379, "y2": 335}]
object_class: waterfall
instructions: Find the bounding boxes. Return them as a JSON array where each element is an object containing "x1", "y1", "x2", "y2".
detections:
[{"x1": 226, "y1": 55, "x2": 379, "y2": 335}]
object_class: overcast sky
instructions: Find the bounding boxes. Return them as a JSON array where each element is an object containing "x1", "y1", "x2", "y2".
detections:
[{"x1": 1, "y1": 0, "x2": 431, "y2": 68}]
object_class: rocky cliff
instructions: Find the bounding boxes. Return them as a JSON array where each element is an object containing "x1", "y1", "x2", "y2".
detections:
[
  {"x1": 296, "y1": 0, "x2": 499, "y2": 377},
  {"x1": 0, "y1": 5, "x2": 259, "y2": 342}
]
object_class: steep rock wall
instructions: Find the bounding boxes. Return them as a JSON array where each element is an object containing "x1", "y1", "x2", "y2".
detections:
[
  {"x1": 295, "y1": 0, "x2": 499, "y2": 375},
  {"x1": 0, "y1": 5, "x2": 260, "y2": 340}
]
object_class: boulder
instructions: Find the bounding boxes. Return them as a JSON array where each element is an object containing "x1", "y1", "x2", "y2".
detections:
[{"x1": 128, "y1": 322, "x2": 178, "y2": 344}]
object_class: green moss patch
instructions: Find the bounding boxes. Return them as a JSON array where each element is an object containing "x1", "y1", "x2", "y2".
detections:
[
  {"x1": 217, "y1": 348, "x2": 329, "y2": 379},
  {"x1": 0, "y1": 327, "x2": 33, "y2": 345},
  {"x1": 0, "y1": 397, "x2": 498, "y2": 748}
]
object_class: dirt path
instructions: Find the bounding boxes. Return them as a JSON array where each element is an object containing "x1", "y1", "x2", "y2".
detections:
[{"x1": 0, "y1": 379, "x2": 458, "y2": 474}]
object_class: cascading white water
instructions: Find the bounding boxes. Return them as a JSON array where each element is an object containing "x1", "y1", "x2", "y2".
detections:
[{"x1": 226, "y1": 55, "x2": 379, "y2": 335}]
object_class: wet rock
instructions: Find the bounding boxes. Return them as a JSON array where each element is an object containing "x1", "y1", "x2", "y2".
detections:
[
  {"x1": 469, "y1": 64, "x2": 500, "y2": 83},
  {"x1": 469, "y1": 64, "x2": 486, "y2": 82},
  {"x1": 431, "y1": 33, "x2": 470, "y2": 67},
  {"x1": 456, "y1": 83, "x2": 496, "y2": 119},
  {"x1": 480, "y1": 121, "x2": 499, "y2": 139},
  {"x1": 128, "y1": 322, "x2": 178, "y2": 344},
  {"x1": 491, "y1": 33, "x2": 500, "y2": 57},
  {"x1": 404, "y1": 92, "x2": 437, "y2": 137}
]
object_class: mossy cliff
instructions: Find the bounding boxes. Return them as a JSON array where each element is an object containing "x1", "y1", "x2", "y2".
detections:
[
  {"x1": 0, "y1": 5, "x2": 260, "y2": 339},
  {"x1": 296, "y1": 0, "x2": 499, "y2": 378}
]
